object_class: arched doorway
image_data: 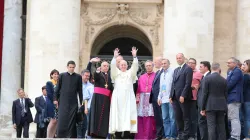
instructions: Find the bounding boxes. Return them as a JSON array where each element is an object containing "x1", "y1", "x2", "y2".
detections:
[{"x1": 90, "y1": 25, "x2": 152, "y2": 76}]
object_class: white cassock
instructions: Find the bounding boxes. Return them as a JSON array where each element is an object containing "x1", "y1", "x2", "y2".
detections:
[{"x1": 109, "y1": 57, "x2": 138, "y2": 134}]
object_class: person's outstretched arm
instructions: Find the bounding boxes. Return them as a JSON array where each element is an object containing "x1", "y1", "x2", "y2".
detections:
[{"x1": 111, "y1": 48, "x2": 120, "y2": 81}]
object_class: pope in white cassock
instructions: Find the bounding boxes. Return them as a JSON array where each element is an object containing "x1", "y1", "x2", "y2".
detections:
[{"x1": 109, "y1": 47, "x2": 138, "y2": 134}]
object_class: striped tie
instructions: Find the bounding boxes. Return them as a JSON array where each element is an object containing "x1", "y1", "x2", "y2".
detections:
[{"x1": 21, "y1": 98, "x2": 25, "y2": 117}]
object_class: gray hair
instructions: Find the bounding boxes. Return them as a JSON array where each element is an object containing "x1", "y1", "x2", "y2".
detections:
[
  {"x1": 229, "y1": 57, "x2": 238, "y2": 63},
  {"x1": 81, "y1": 69, "x2": 90, "y2": 75},
  {"x1": 17, "y1": 88, "x2": 24, "y2": 93},
  {"x1": 145, "y1": 60, "x2": 154, "y2": 67},
  {"x1": 177, "y1": 53, "x2": 185, "y2": 58},
  {"x1": 162, "y1": 58, "x2": 170, "y2": 64},
  {"x1": 211, "y1": 62, "x2": 220, "y2": 71}
]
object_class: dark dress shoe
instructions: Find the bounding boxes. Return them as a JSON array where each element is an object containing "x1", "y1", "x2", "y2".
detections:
[{"x1": 154, "y1": 137, "x2": 162, "y2": 140}]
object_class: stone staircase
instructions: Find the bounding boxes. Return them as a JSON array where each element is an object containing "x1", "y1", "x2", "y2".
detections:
[{"x1": 0, "y1": 114, "x2": 36, "y2": 138}]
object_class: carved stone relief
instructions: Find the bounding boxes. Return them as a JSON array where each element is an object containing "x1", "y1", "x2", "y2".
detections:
[
  {"x1": 117, "y1": 4, "x2": 129, "y2": 25},
  {"x1": 157, "y1": 4, "x2": 164, "y2": 17},
  {"x1": 81, "y1": 2, "x2": 163, "y2": 45}
]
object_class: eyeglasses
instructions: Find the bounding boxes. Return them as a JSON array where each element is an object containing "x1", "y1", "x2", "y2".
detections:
[{"x1": 188, "y1": 62, "x2": 196, "y2": 64}]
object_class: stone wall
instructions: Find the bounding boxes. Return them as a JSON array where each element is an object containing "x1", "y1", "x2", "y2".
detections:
[
  {"x1": 213, "y1": 0, "x2": 237, "y2": 76},
  {"x1": 164, "y1": 0, "x2": 215, "y2": 68},
  {"x1": 236, "y1": 0, "x2": 250, "y2": 62}
]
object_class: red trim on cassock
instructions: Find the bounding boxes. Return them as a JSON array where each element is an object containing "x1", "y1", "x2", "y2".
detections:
[{"x1": 94, "y1": 87, "x2": 111, "y2": 97}]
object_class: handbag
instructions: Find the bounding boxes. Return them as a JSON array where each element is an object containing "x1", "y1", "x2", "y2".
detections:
[{"x1": 76, "y1": 105, "x2": 85, "y2": 123}]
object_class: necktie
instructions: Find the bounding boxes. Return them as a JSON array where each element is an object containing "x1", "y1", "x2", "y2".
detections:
[
  {"x1": 45, "y1": 96, "x2": 49, "y2": 103},
  {"x1": 177, "y1": 67, "x2": 181, "y2": 75},
  {"x1": 21, "y1": 98, "x2": 25, "y2": 117},
  {"x1": 201, "y1": 75, "x2": 204, "y2": 80}
]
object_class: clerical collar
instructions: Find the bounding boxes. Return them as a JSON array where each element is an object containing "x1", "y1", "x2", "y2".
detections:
[
  {"x1": 102, "y1": 72, "x2": 108, "y2": 75},
  {"x1": 67, "y1": 72, "x2": 75, "y2": 75}
]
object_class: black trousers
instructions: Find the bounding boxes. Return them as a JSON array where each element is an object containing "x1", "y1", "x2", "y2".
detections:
[
  {"x1": 16, "y1": 115, "x2": 29, "y2": 138},
  {"x1": 198, "y1": 108, "x2": 208, "y2": 140},
  {"x1": 189, "y1": 100, "x2": 198, "y2": 138},
  {"x1": 206, "y1": 111, "x2": 226, "y2": 140},
  {"x1": 36, "y1": 122, "x2": 48, "y2": 138},
  {"x1": 115, "y1": 131, "x2": 131, "y2": 139},
  {"x1": 152, "y1": 100, "x2": 164, "y2": 138},
  {"x1": 172, "y1": 99, "x2": 191, "y2": 140}
]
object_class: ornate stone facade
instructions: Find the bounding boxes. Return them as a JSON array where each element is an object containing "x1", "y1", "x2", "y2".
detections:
[
  {"x1": 79, "y1": 0, "x2": 164, "y2": 70},
  {"x1": 1, "y1": 0, "x2": 250, "y2": 138}
]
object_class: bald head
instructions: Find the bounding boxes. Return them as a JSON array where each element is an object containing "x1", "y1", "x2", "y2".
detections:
[
  {"x1": 176, "y1": 53, "x2": 185, "y2": 65},
  {"x1": 154, "y1": 56, "x2": 162, "y2": 69},
  {"x1": 101, "y1": 61, "x2": 109, "y2": 73}
]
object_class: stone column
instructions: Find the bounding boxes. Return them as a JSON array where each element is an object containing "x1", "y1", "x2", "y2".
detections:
[
  {"x1": 163, "y1": 0, "x2": 215, "y2": 67},
  {"x1": 25, "y1": 0, "x2": 81, "y2": 104},
  {"x1": 213, "y1": 0, "x2": 237, "y2": 76},
  {"x1": 0, "y1": 0, "x2": 22, "y2": 115},
  {"x1": 236, "y1": 0, "x2": 250, "y2": 61}
]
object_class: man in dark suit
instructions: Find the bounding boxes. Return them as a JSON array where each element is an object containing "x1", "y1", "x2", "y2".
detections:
[
  {"x1": 149, "y1": 56, "x2": 163, "y2": 140},
  {"x1": 34, "y1": 86, "x2": 49, "y2": 138},
  {"x1": 197, "y1": 61, "x2": 211, "y2": 140},
  {"x1": 169, "y1": 53, "x2": 193, "y2": 140},
  {"x1": 200, "y1": 63, "x2": 227, "y2": 140},
  {"x1": 12, "y1": 88, "x2": 34, "y2": 138}
]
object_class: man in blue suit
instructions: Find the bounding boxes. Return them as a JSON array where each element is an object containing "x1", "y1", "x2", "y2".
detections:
[
  {"x1": 34, "y1": 86, "x2": 49, "y2": 138},
  {"x1": 169, "y1": 53, "x2": 193, "y2": 140},
  {"x1": 12, "y1": 88, "x2": 34, "y2": 138},
  {"x1": 149, "y1": 56, "x2": 164, "y2": 140},
  {"x1": 226, "y1": 57, "x2": 244, "y2": 140}
]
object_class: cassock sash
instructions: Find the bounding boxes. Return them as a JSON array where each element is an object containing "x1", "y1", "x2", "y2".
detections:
[{"x1": 94, "y1": 87, "x2": 112, "y2": 97}]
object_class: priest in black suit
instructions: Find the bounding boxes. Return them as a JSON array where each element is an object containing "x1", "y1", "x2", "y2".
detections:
[
  {"x1": 54, "y1": 60, "x2": 83, "y2": 138},
  {"x1": 169, "y1": 53, "x2": 193, "y2": 140}
]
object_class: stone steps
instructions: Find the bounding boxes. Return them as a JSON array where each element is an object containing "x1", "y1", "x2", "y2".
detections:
[{"x1": 0, "y1": 123, "x2": 36, "y2": 138}]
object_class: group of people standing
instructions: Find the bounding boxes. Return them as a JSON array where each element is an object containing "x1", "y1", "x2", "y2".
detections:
[{"x1": 11, "y1": 47, "x2": 250, "y2": 140}]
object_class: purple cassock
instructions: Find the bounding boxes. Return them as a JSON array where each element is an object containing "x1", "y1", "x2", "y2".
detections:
[{"x1": 135, "y1": 72, "x2": 157, "y2": 139}]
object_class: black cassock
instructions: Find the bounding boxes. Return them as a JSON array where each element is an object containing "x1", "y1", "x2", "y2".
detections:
[
  {"x1": 88, "y1": 71, "x2": 113, "y2": 138},
  {"x1": 54, "y1": 72, "x2": 83, "y2": 138}
]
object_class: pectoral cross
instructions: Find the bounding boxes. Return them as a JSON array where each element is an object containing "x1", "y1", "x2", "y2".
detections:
[{"x1": 105, "y1": 83, "x2": 108, "y2": 88}]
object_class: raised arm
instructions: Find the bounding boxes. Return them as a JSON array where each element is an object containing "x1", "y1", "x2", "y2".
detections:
[
  {"x1": 130, "y1": 46, "x2": 139, "y2": 78},
  {"x1": 111, "y1": 48, "x2": 120, "y2": 81},
  {"x1": 130, "y1": 57, "x2": 138, "y2": 77},
  {"x1": 87, "y1": 57, "x2": 101, "y2": 81}
]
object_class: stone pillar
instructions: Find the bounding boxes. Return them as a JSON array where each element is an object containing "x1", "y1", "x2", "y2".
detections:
[
  {"x1": 0, "y1": 0, "x2": 22, "y2": 115},
  {"x1": 25, "y1": 0, "x2": 81, "y2": 104},
  {"x1": 236, "y1": 0, "x2": 250, "y2": 61},
  {"x1": 163, "y1": 0, "x2": 215, "y2": 67},
  {"x1": 213, "y1": 0, "x2": 237, "y2": 76}
]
